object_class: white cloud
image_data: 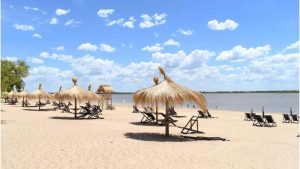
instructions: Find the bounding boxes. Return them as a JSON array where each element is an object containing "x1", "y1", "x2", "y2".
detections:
[
  {"x1": 207, "y1": 19, "x2": 238, "y2": 31},
  {"x1": 97, "y1": 9, "x2": 114, "y2": 18},
  {"x1": 106, "y1": 18, "x2": 124, "y2": 26},
  {"x1": 123, "y1": 17, "x2": 135, "y2": 28},
  {"x1": 64, "y1": 19, "x2": 81, "y2": 26},
  {"x1": 32, "y1": 33, "x2": 42, "y2": 38},
  {"x1": 50, "y1": 17, "x2": 58, "y2": 24},
  {"x1": 142, "y1": 44, "x2": 163, "y2": 52},
  {"x1": 55, "y1": 9, "x2": 70, "y2": 16},
  {"x1": 2, "y1": 56, "x2": 18, "y2": 61},
  {"x1": 27, "y1": 57, "x2": 44, "y2": 64},
  {"x1": 99, "y1": 43, "x2": 116, "y2": 52},
  {"x1": 39, "y1": 52, "x2": 73, "y2": 62},
  {"x1": 139, "y1": 13, "x2": 167, "y2": 28},
  {"x1": 285, "y1": 41, "x2": 299, "y2": 50},
  {"x1": 24, "y1": 6, "x2": 46, "y2": 14},
  {"x1": 54, "y1": 46, "x2": 65, "y2": 51},
  {"x1": 178, "y1": 29, "x2": 193, "y2": 36},
  {"x1": 14, "y1": 24, "x2": 34, "y2": 31},
  {"x1": 152, "y1": 50, "x2": 215, "y2": 68},
  {"x1": 77, "y1": 43, "x2": 98, "y2": 52},
  {"x1": 217, "y1": 45, "x2": 271, "y2": 62},
  {"x1": 163, "y1": 39, "x2": 180, "y2": 47}
]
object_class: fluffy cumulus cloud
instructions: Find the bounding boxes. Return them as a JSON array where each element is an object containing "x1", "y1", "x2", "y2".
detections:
[
  {"x1": 285, "y1": 41, "x2": 299, "y2": 50},
  {"x1": 178, "y1": 29, "x2": 193, "y2": 36},
  {"x1": 207, "y1": 19, "x2": 238, "y2": 31},
  {"x1": 139, "y1": 13, "x2": 167, "y2": 28},
  {"x1": 24, "y1": 41, "x2": 299, "y2": 91},
  {"x1": 142, "y1": 44, "x2": 163, "y2": 52},
  {"x1": 97, "y1": 9, "x2": 114, "y2": 18},
  {"x1": 14, "y1": 24, "x2": 34, "y2": 31},
  {"x1": 50, "y1": 17, "x2": 58, "y2": 24},
  {"x1": 99, "y1": 43, "x2": 116, "y2": 52},
  {"x1": 77, "y1": 43, "x2": 98, "y2": 52},
  {"x1": 2, "y1": 56, "x2": 18, "y2": 61},
  {"x1": 163, "y1": 39, "x2": 180, "y2": 47},
  {"x1": 122, "y1": 17, "x2": 135, "y2": 28},
  {"x1": 217, "y1": 45, "x2": 271, "y2": 62},
  {"x1": 32, "y1": 33, "x2": 42, "y2": 38},
  {"x1": 55, "y1": 9, "x2": 70, "y2": 16},
  {"x1": 106, "y1": 17, "x2": 135, "y2": 28}
]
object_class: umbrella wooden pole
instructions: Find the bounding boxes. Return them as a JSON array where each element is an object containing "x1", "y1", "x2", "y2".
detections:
[
  {"x1": 38, "y1": 96, "x2": 41, "y2": 111},
  {"x1": 165, "y1": 101, "x2": 169, "y2": 136},
  {"x1": 155, "y1": 101, "x2": 158, "y2": 124},
  {"x1": 75, "y1": 98, "x2": 77, "y2": 118}
]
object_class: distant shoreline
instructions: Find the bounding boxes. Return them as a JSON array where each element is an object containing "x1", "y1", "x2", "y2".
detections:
[{"x1": 112, "y1": 90, "x2": 299, "y2": 94}]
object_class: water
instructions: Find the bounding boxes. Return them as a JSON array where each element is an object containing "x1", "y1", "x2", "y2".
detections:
[{"x1": 112, "y1": 93, "x2": 299, "y2": 113}]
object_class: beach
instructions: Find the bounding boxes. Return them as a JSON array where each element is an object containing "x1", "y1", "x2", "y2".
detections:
[{"x1": 1, "y1": 102, "x2": 299, "y2": 169}]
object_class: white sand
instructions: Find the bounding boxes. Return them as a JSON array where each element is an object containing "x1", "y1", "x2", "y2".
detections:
[{"x1": 1, "y1": 101, "x2": 299, "y2": 169}]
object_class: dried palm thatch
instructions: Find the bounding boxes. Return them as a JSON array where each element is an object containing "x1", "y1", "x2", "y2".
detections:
[
  {"x1": 27, "y1": 84, "x2": 51, "y2": 110},
  {"x1": 133, "y1": 66, "x2": 207, "y2": 136},
  {"x1": 54, "y1": 86, "x2": 63, "y2": 102},
  {"x1": 87, "y1": 84, "x2": 104, "y2": 103},
  {"x1": 55, "y1": 77, "x2": 91, "y2": 118},
  {"x1": 8, "y1": 89, "x2": 18, "y2": 98},
  {"x1": 17, "y1": 90, "x2": 28, "y2": 107}
]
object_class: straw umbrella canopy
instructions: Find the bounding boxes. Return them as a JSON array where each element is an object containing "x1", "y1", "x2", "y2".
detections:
[
  {"x1": 17, "y1": 90, "x2": 28, "y2": 107},
  {"x1": 133, "y1": 66, "x2": 207, "y2": 136},
  {"x1": 28, "y1": 84, "x2": 51, "y2": 110},
  {"x1": 55, "y1": 77, "x2": 91, "y2": 118},
  {"x1": 8, "y1": 89, "x2": 18, "y2": 99},
  {"x1": 54, "y1": 86, "x2": 63, "y2": 103},
  {"x1": 87, "y1": 84, "x2": 103, "y2": 105}
]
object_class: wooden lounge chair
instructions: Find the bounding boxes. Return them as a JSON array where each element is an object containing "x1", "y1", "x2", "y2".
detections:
[
  {"x1": 291, "y1": 115, "x2": 299, "y2": 123},
  {"x1": 282, "y1": 114, "x2": 292, "y2": 123},
  {"x1": 253, "y1": 115, "x2": 265, "y2": 126},
  {"x1": 197, "y1": 110, "x2": 206, "y2": 118},
  {"x1": 78, "y1": 105, "x2": 103, "y2": 119},
  {"x1": 140, "y1": 112, "x2": 156, "y2": 123},
  {"x1": 158, "y1": 113, "x2": 178, "y2": 126},
  {"x1": 169, "y1": 106, "x2": 177, "y2": 116},
  {"x1": 244, "y1": 113, "x2": 253, "y2": 121},
  {"x1": 250, "y1": 113, "x2": 256, "y2": 120},
  {"x1": 180, "y1": 116, "x2": 204, "y2": 134},
  {"x1": 264, "y1": 115, "x2": 277, "y2": 127},
  {"x1": 61, "y1": 102, "x2": 72, "y2": 113},
  {"x1": 132, "y1": 105, "x2": 140, "y2": 113}
]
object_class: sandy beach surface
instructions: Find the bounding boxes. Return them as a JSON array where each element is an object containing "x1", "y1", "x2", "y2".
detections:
[{"x1": 1, "y1": 101, "x2": 299, "y2": 169}]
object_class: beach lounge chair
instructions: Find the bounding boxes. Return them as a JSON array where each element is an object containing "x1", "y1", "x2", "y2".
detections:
[
  {"x1": 244, "y1": 113, "x2": 253, "y2": 121},
  {"x1": 180, "y1": 116, "x2": 204, "y2": 134},
  {"x1": 197, "y1": 110, "x2": 206, "y2": 118},
  {"x1": 140, "y1": 112, "x2": 156, "y2": 123},
  {"x1": 169, "y1": 106, "x2": 177, "y2": 116},
  {"x1": 158, "y1": 113, "x2": 178, "y2": 126},
  {"x1": 61, "y1": 102, "x2": 72, "y2": 113},
  {"x1": 264, "y1": 115, "x2": 277, "y2": 127},
  {"x1": 291, "y1": 115, "x2": 299, "y2": 123},
  {"x1": 132, "y1": 105, "x2": 140, "y2": 113},
  {"x1": 253, "y1": 115, "x2": 265, "y2": 127},
  {"x1": 78, "y1": 105, "x2": 103, "y2": 119},
  {"x1": 282, "y1": 114, "x2": 292, "y2": 123}
]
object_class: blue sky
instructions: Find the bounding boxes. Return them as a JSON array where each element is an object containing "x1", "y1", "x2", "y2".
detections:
[{"x1": 2, "y1": 0, "x2": 299, "y2": 92}]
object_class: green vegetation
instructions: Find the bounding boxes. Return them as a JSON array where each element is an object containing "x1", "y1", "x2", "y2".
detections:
[{"x1": 1, "y1": 59, "x2": 29, "y2": 92}]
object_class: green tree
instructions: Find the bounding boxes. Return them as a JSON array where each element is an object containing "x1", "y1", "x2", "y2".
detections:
[{"x1": 1, "y1": 60, "x2": 29, "y2": 92}]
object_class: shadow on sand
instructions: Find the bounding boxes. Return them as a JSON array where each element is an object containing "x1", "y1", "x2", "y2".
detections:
[
  {"x1": 129, "y1": 122, "x2": 166, "y2": 127},
  {"x1": 49, "y1": 116, "x2": 103, "y2": 120},
  {"x1": 1, "y1": 120, "x2": 14, "y2": 124},
  {"x1": 23, "y1": 108, "x2": 54, "y2": 111},
  {"x1": 124, "y1": 132, "x2": 229, "y2": 142},
  {"x1": 124, "y1": 132, "x2": 193, "y2": 142}
]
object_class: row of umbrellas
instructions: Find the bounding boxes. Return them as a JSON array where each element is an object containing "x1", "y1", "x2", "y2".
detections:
[{"x1": 3, "y1": 77, "x2": 104, "y2": 117}]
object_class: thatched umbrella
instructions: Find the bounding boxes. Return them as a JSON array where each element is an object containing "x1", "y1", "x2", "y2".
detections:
[
  {"x1": 56, "y1": 77, "x2": 90, "y2": 118},
  {"x1": 2, "y1": 91, "x2": 8, "y2": 103},
  {"x1": 54, "y1": 86, "x2": 63, "y2": 104},
  {"x1": 153, "y1": 76, "x2": 159, "y2": 123},
  {"x1": 133, "y1": 66, "x2": 207, "y2": 136},
  {"x1": 28, "y1": 84, "x2": 51, "y2": 110},
  {"x1": 17, "y1": 90, "x2": 28, "y2": 107},
  {"x1": 8, "y1": 89, "x2": 18, "y2": 99}
]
